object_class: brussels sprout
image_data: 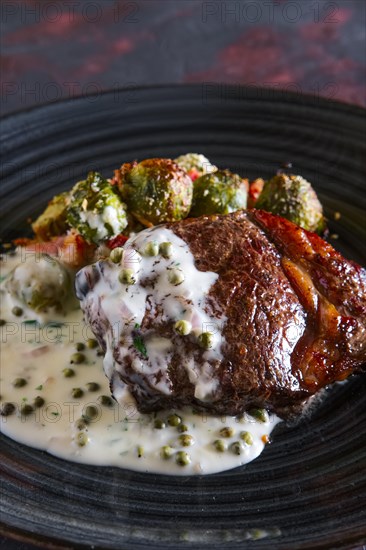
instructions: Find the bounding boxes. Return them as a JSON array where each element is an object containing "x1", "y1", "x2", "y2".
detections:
[
  {"x1": 189, "y1": 169, "x2": 248, "y2": 217},
  {"x1": 66, "y1": 172, "x2": 128, "y2": 244},
  {"x1": 5, "y1": 254, "x2": 73, "y2": 313},
  {"x1": 32, "y1": 192, "x2": 71, "y2": 241},
  {"x1": 116, "y1": 158, "x2": 193, "y2": 226},
  {"x1": 255, "y1": 174, "x2": 326, "y2": 234},
  {"x1": 174, "y1": 153, "x2": 217, "y2": 180}
]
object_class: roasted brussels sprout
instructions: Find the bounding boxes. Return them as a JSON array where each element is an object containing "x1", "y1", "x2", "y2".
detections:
[
  {"x1": 174, "y1": 153, "x2": 217, "y2": 180},
  {"x1": 255, "y1": 174, "x2": 326, "y2": 233},
  {"x1": 6, "y1": 254, "x2": 73, "y2": 313},
  {"x1": 66, "y1": 172, "x2": 128, "y2": 244},
  {"x1": 115, "y1": 158, "x2": 193, "y2": 226},
  {"x1": 189, "y1": 169, "x2": 248, "y2": 217},
  {"x1": 32, "y1": 192, "x2": 70, "y2": 241}
]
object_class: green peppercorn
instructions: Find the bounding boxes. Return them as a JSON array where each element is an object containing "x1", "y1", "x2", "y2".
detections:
[
  {"x1": 87, "y1": 338, "x2": 98, "y2": 349},
  {"x1": 154, "y1": 418, "x2": 166, "y2": 429},
  {"x1": 13, "y1": 377, "x2": 27, "y2": 388},
  {"x1": 176, "y1": 451, "x2": 191, "y2": 466},
  {"x1": 0, "y1": 319, "x2": 6, "y2": 326},
  {"x1": 143, "y1": 241, "x2": 159, "y2": 257},
  {"x1": 160, "y1": 445, "x2": 174, "y2": 460},
  {"x1": 219, "y1": 426, "x2": 234, "y2": 438},
  {"x1": 159, "y1": 242, "x2": 173, "y2": 258},
  {"x1": 240, "y1": 431, "x2": 253, "y2": 445},
  {"x1": 248, "y1": 408, "x2": 269, "y2": 423},
  {"x1": 76, "y1": 432, "x2": 88, "y2": 447},
  {"x1": 70, "y1": 352, "x2": 86, "y2": 364},
  {"x1": 62, "y1": 368, "x2": 75, "y2": 378},
  {"x1": 33, "y1": 396, "x2": 45, "y2": 408},
  {"x1": 230, "y1": 441, "x2": 244, "y2": 455},
  {"x1": 75, "y1": 417, "x2": 88, "y2": 430},
  {"x1": 97, "y1": 395, "x2": 114, "y2": 407},
  {"x1": 119, "y1": 268, "x2": 136, "y2": 285},
  {"x1": 168, "y1": 269, "x2": 185, "y2": 285},
  {"x1": 109, "y1": 247, "x2": 124, "y2": 264},
  {"x1": 83, "y1": 405, "x2": 99, "y2": 421},
  {"x1": 11, "y1": 306, "x2": 23, "y2": 317},
  {"x1": 137, "y1": 445, "x2": 144, "y2": 458},
  {"x1": 20, "y1": 403, "x2": 34, "y2": 416},
  {"x1": 167, "y1": 414, "x2": 182, "y2": 427},
  {"x1": 213, "y1": 439, "x2": 227, "y2": 452},
  {"x1": 75, "y1": 342, "x2": 85, "y2": 351},
  {"x1": 174, "y1": 320, "x2": 192, "y2": 336},
  {"x1": 198, "y1": 331, "x2": 214, "y2": 349},
  {"x1": 177, "y1": 424, "x2": 188, "y2": 433},
  {"x1": 71, "y1": 387, "x2": 84, "y2": 399},
  {"x1": 178, "y1": 434, "x2": 194, "y2": 447},
  {"x1": 0, "y1": 402, "x2": 16, "y2": 416},
  {"x1": 85, "y1": 382, "x2": 100, "y2": 392}
]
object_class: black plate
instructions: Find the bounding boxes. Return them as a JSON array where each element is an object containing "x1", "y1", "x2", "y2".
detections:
[{"x1": 1, "y1": 85, "x2": 365, "y2": 550}]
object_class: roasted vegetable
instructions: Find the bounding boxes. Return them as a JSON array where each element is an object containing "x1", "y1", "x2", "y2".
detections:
[
  {"x1": 66, "y1": 172, "x2": 128, "y2": 244},
  {"x1": 115, "y1": 158, "x2": 193, "y2": 226},
  {"x1": 32, "y1": 192, "x2": 70, "y2": 241},
  {"x1": 255, "y1": 174, "x2": 325, "y2": 234},
  {"x1": 6, "y1": 254, "x2": 73, "y2": 313},
  {"x1": 189, "y1": 169, "x2": 248, "y2": 217},
  {"x1": 174, "y1": 153, "x2": 217, "y2": 181}
]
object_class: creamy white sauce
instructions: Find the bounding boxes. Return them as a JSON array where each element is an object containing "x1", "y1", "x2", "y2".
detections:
[{"x1": 0, "y1": 250, "x2": 280, "y2": 475}]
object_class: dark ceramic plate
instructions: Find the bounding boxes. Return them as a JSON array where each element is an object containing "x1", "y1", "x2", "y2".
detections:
[{"x1": 1, "y1": 85, "x2": 365, "y2": 550}]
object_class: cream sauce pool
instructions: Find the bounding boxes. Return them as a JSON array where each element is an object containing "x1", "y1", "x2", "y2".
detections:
[{"x1": 0, "y1": 250, "x2": 280, "y2": 475}]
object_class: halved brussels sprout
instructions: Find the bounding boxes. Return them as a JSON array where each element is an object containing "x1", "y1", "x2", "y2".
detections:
[{"x1": 174, "y1": 153, "x2": 217, "y2": 180}]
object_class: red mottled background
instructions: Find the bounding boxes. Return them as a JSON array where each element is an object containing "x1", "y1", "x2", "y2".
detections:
[
  {"x1": 1, "y1": 0, "x2": 365, "y2": 115},
  {"x1": 0, "y1": 1, "x2": 365, "y2": 549}
]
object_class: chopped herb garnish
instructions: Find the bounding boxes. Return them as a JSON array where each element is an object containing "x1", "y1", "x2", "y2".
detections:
[
  {"x1": 51, "y1": 412, "x2": 59, "y2": 416},
  {"x1": 133, "y1": 335, "x2": 148, "y2": 358},
  {"x1": 134, "y1": 323, "x2": 140, "y2": 329},
  {"x1": 35, "y1": 385, "x2": 43, "y2": 391},
  {"x1": 22, "y1": 320, "x2": 39, "y2": 326}
]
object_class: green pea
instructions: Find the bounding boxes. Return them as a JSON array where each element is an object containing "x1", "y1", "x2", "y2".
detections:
[
  {"x1": 248, "y1": 408, "x2": 269, "y2": 423},
  {"x1": 75, "y1": 417, "x2": 88, "y2": 430},
  {"x1": 240, "y1": 431, "x2": 253, "y2": 445},
  {"x1": 71, "y1": 388, "x2": 84, "y2": 399},
  {"x1": 119, "y1": 268, "x2": 136, "y2": 285},
  {"x1": 167, "y1": 414, "x2": 182, "y2": 427},
  {"x1": 63, "y1": 368, "x2": 75, "y2": 378},
  {"x1": 178, "y1": 434, "x2": 194, "y2": 447},
  {"x1": 143, "y1": 241, "x2": 159, "y2": 257},
  {"x1": 20, "y1": 403, "x2": 34, "y2": 416},
  {"x1": 168, "y1": 269, "x2": 185, "y2": 286},
  {"x1": 174, "y1": 320, "x2": 192, "y2": 336},
  {"x1": 75, "y1": 342, "x2": 85, "y2": 351},
  {"x1": 11, "y1": 306, "x2": 23, "y2": 317},
  {"x1": 198, "y1": 332, "x2": 214, "y2": 349},
  {"x1": 219, "y1": 426, "x2": 234, "y2": 438},
  {"x1": 177, "y1": 424, "x2": 188, "y2": 433},
  {"x1": 87, "y1": 338, "x2": 98, "y2": 349},
  {"x1": 160, "y1": 445, "x2": 174, "y2": 460},
  {"x1": 33, "y1": 396, "x2": 45, "y2": 408},
  {"x1": 230, "y1": 441, "x2": 244, "y2": 455},
  {"x1": 109, "y1": 247, "x2": 124, "y2": 264},
  {"x1": 0, "y1": 402, "x2": 16, "y2": 416},
  {"x1": 13, "y1": 377, "x2": 27, "y2": 388},
  {"x1": 83, "y1": 405, "x2": 99, "y2": 421},
  {"x1": 154, "y1": 418, "x2": 166, "y2": 429},
  {"x1": 70, "y1": 352, "x2": 86, "y2": 364},
  {"x1": 214, "y1": 439, "x2": 227, "y2": 453},
  {"x1": 176, "y1": 451, "x2": 191, "y2": 466},
  {"x1": 159, "y1": 242, "x2": 173, "y2": 258},
  {"x1": 85, "y1": 382, "x2": 100, "y2": 392},
  {"x1": 76, "y1": 432, "x2": 88, "y2": 447},
  {"x1": 97, "y1": 395, "x2": 114, "y2": 407}
]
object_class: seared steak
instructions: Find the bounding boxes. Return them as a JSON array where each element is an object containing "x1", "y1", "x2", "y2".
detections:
[{"x1": 76, "y1": 210, "x2": 366, "y2": 418}]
